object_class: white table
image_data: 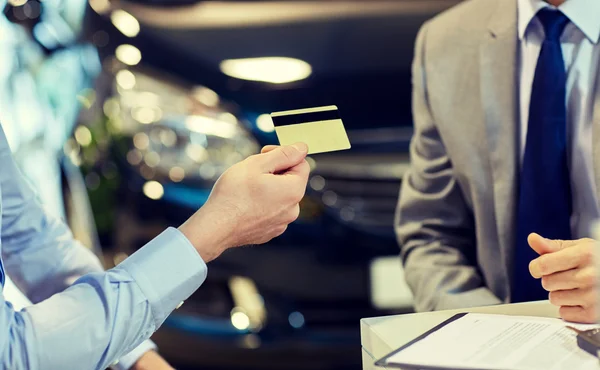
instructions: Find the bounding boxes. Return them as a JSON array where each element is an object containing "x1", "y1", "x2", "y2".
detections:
[{"x1": 360, "y1": 301, "x2": 559, "y2": 369}]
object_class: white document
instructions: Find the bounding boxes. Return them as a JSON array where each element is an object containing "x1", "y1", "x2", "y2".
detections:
[{"x1": 381, "y1": 313, "x2": 600, "y2": 370}]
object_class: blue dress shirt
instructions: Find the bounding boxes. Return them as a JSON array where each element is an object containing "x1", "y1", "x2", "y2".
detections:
[
  {"x1": 0, "y1": 124, "x2": 208, "y2": 369},
  {"x1": 0, "y1": 5, "x2": 160, "y2": 367},
  {"x1": 518, "y1": 0, "x2": 600, "y2": 239}
]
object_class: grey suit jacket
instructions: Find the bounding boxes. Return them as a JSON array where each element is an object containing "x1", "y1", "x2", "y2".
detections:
[{"x1": 396, "y1": 0, "x2": 600, "y2": 312}]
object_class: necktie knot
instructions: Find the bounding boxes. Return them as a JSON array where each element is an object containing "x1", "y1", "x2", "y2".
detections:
[{"x1": 537, "y1": 9, "x2": 570, "y2": 42}]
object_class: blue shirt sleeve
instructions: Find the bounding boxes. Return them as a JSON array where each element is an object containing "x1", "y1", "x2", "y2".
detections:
[
  {"x1": 1, "y1": 228, "x2": 207, "y2": 370},
  {"x1": 0, "y1": 125, "x2": 208, "y2": 369},
  {"x1": 0, "y1": 123, "x2": 103, "y2": 302},
  {"x1": 0, "y1": 124, "x2": 168, "y2": 368}
]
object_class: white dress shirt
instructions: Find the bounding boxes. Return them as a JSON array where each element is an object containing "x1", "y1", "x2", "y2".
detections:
[{"x1": 518, "y1": 0, "x2": 600, "y2": 239}]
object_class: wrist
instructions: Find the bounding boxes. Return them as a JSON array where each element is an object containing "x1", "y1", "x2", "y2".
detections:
[{"x1": 178, "y1": 203, "x2": 233, "y2": 262}]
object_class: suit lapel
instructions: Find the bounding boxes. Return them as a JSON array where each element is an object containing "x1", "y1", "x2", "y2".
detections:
[
  {"x1": 480, "y1": 0, "x2": 519, "y2": 294},
  {"x1": 593, "y1": 71, "x2": 600, "y2": 200}
]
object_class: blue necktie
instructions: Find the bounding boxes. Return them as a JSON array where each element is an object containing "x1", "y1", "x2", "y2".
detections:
[{"x1": 513, "y1": 9, "x2": 572, "y2": 303}]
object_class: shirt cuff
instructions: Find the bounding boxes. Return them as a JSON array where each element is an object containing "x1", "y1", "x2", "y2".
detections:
[
  {"x1": 112, "y1": 339, "x2": 157, "y2": 370},
  {"x1": 118, "y1": 227, "x2": 208, "y2": 329}
]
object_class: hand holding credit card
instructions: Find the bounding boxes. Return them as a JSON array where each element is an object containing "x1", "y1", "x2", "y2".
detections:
[{"x1": 270, "y1": 105, "x2": 351, "y2": 154}]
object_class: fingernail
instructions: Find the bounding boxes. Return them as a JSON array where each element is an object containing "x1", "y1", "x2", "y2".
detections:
[{"x1": 292, "y1": 142, "x2": 308, "y2": 153}]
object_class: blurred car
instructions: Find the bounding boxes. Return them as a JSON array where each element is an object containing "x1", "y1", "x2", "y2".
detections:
[{"x1": 75, "y1": 1, "x2": 462, "y2": 369}]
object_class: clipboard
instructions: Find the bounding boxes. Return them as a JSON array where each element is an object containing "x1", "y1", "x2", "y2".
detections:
[
  {"x1": 374, "y1": 312, "x2": 598, "y2": 370},
  {"x1": 375, "y1": 312, "x2": 491, "y2": 370}
]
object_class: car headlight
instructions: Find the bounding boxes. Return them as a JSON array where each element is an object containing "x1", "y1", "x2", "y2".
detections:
[{"x1": 105, "y1": 67, "x2": 259, "y2": 184}]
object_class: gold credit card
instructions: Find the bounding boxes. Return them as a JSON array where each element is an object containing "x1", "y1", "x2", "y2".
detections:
[{"x1": 270, "y1": 105, "x2": 351, "y2": 155}]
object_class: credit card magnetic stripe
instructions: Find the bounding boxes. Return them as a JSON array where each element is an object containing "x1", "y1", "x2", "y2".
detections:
[{"x1": 271, "y1": 109, "x2": 341, "y2": 126}]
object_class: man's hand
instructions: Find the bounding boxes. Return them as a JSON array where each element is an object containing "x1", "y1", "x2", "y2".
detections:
[
  {"x1": 179, "y1": 143, "x2": 309, "y2": 262},
  {"x1": 528, "y1": 233, "x2": 599, "y2": 323},
  {"x1": 130, "y1": 350, "x2": 174, "y2": 370}
]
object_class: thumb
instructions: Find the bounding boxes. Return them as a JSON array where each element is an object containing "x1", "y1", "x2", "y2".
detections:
[
  {"x1": 528, "y1": 233, "x2": 576, "y2": 255},
  {"x1": 261, "y1": 145, "x2": 279, "y2": 154},
  {"x1": 259, "y1": 143, "x2": 308, "y2": 173}
]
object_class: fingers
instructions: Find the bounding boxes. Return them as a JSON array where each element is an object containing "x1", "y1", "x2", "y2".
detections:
[
  {"x1": 541, "y1": 270, "x2": 579, "y2": 291},
  {"x1": 261, "y1": 145, "x2": 310, "y2": 183},
  {"x1": 286, "y1": 204, "x2": 301, "y2": 224},
  {"x1": 261, "y1": 145, "x2": 279, "y2": 154},
  {"x1": 274, "y1": 224, "x2": 288, "y2": 238},
  {"x1": 528, "y1": 233, "x2": 562, "y2": 255},
  {"x1": 529, "y1": 243, "x2": 591, "y2": 278},
  {"x1": 534, "y1": 240, "x2": 599, "y2": 324},
  {"x1": 266, "y1": 204, "x2": 300, "y2": 243},
  {"x1": 529, "y1": 233, "x2": 581, "y2": 255},
  {"x1": 280, "y1": 163, "x2": 309, "y2": 201},
  {"x1": 549, "y1": 287, "x2": 596, "y2": 307},
  {"x1": 559, "y1": 305, "x2": 598, "y2": 324},
  {"x1": 258, "y1": 143, "x2": 308, "y2": 173},
  {"x1": 284, "y1": 159, "x2": 310, "y2": 178},
  {"x1": 541, "y1": 267, "x2": 596, "y2": 291}
]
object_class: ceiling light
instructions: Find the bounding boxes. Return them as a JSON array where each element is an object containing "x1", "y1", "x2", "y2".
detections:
[
  {"x1": 185, "y1": 116, "x2": 237, "y2": 139},
  {"x1": 126, "y1": 150, "x2": 143, "y2": 166},
  {"x1": 132, "y1": 107, "x2": 162, "y2": 124},
  {"x1": 103, "y1": 98, "x2": 120, "y2": 118},
  {"x1": 115, "y1": 44, "x2": 142, "y2": 66},
  {"x1": 199, "y1": 163, "x2": 216, "y2": 179},
  {"x1": 144, "y1": 152, "x2": 161, "y2": 168},
  {"x1": 111, "y1": 10, "x2": 140, "y2": 38},
  {"x1": 231, "y1": 310, "x2": 250, "y2": 331},
  {"x1": 219, "y1": 57, "x2": 312, "y2": 84},
  {"x1": 256, "y1": 114, "x2": 275, "y2": 133},
  {"x1": 192, "y1": 86, "x2": 220, "y2": 107},
  {"x1": 140, "y1": 166, "x2": 155, "y2": 180},
  {"x1": 74, "y1": 126, "x2": 92, "y2": 147},
  {"x1": 116, "y1": 70, "x2": 136, "y2": 89},
  {"x1": 185, "y1": 144, "x2": 208, "y2": 163},
  {"x1": 218, "y1": 112, "x2": 237, "y2": 124},
  {"x1": 160, "y1": 129, "x2": 177, "y2": 147},
  {"x1": 309, "y1": 175, "x2": 326, "y2": 191},
  {"x1": 142, "y1": 181, "x2": 163, "y2": 200},
  {"x1": 288, "y1": 311, "x2": 305, "y2": 329},
  {"x1": 169, "y1": 167, "x2": 185, "y2": 182},
  {"x1": 133, "y1": 133, "x2": 150, "y2": 150}
]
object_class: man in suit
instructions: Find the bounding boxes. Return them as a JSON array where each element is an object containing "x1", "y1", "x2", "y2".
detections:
[{"x1": 396, "y1": 0, "x2": 600, "y2": 323}]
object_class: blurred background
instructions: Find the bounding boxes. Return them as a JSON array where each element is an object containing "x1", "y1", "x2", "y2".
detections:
[{"x1": 0, "y1": 0, "x2": 460, "y2": 369}]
